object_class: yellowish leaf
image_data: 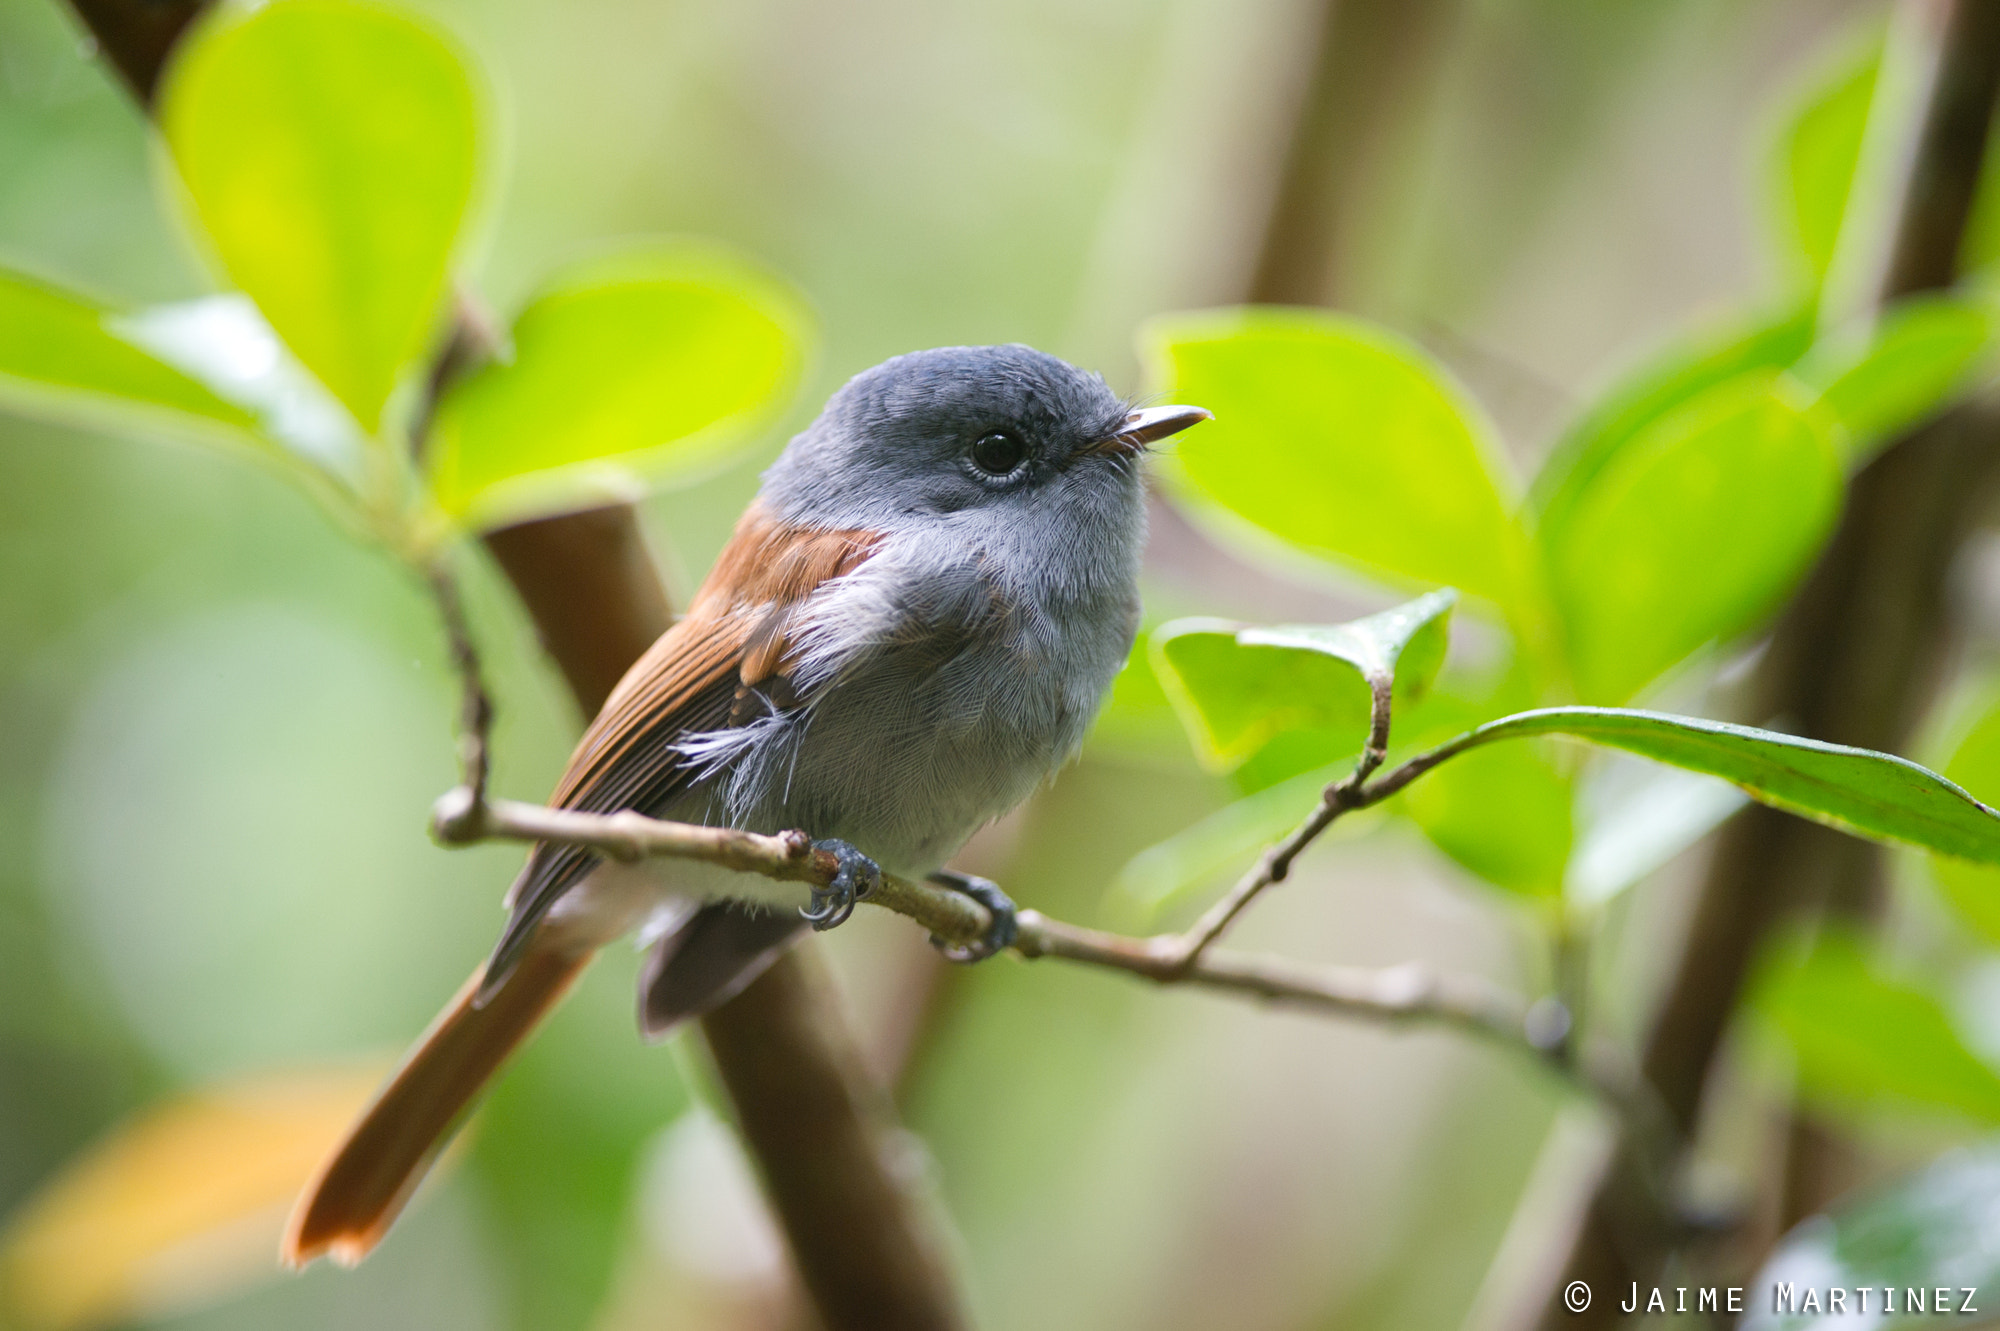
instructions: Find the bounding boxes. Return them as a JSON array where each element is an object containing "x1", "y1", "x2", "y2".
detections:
[{"x1": 0, "y1": 1066, "x2": 388, "y2": 1330}]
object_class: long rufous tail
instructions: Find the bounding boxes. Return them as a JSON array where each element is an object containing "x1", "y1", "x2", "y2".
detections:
[{"x1": 282, "y1": 942, "x2": 591, "y2": 1268}]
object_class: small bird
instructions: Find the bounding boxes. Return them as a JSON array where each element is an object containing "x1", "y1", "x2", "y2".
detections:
[{"x1": 282, "y1": 343, "x2": 1210, "y2": 1266}]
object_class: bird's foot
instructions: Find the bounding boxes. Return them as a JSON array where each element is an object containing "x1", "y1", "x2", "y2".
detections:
[
  {"x1": 801, "y1": 839, "x2": 879, "y2": 931},
  {"x1": 926, "y1": 871, "x2": 1018, "y2": 962}
]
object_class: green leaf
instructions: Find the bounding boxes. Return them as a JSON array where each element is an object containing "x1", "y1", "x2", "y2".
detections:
[
  {"x1": 161, "y1": 0, "x2": 480, "y2": 430},
  {"x1": 425, "y1": 243, "x2": 812, "y2": 529},
  {"x1": 1240, "y1": 588, "x2": 1457, "y2": 693},
  {"x1": 1150, "y1": 590, "x2": 1456, "y2": 771},
  {"x1": 1151, "y1": 625, "x2": 1367, "y2": 771},
  {"x1": 1531, "y1": 306, "x2": 1817, "y2": 534},
  {"x1": 1771, "y1": 38, "x2": 1880, "y2": 284},
  {"x1": 1227, "y1": 728, "x2": 1355, "y2": 795},
  {"x1": 1754, "y1": 929, "x2": 2000, "y2": 1123},
  {"x1": 114, "y1": 294, "x2": 370, "y2": 481},
  {"x1": 1141, "y1": 308, "x2": 1530, "y2": 611},
  {"x1": 1930, "y1": 687, "x2": 2000, "y2": 946},
  {"x1": 1793, "y1": 294, "x2": 2000, "y2": 465},
  {"x1": 0, "y1": 267, "x2": 258, "y2": 444},
  {"x1": 1544, "y1": 372, "x2": 1842, "y2": 701},
  {"x1": 1108, "y1": 762, "x2": 1359, "y2": 926},
  {"x1": 1403, "y1": 739, "x2": 1573, "y2": 897},
  {"x1": 1425, "y1": 707, "x2": 2000, "y2": 865},
  {"x1": 1747, "y1": 1141, "x2": 2000, "y2": 1330}
]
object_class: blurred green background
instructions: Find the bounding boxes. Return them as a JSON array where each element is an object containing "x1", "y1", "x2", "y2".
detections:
[{"x1": 15, "y1": 0, "x2": 1993, "y2": 1328}]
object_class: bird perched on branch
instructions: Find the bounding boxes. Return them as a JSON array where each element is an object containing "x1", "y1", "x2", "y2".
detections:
[{"x1": 284, "y1": 343, "x2": 1209, "y2": 1266}]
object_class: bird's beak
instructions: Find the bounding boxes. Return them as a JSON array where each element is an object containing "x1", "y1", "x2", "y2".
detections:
[{"x1": 1083, "y1": 404, "x2": 1213, "y2": 458}]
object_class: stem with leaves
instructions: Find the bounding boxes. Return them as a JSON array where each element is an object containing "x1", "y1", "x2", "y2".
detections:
[
  {"x1": 431, "y1": 783, "x2": 1618, "y2": 1075},
  {"x1": 428, "y1": 564, "x2": 2000, "y2": 1172},
  {"x1": 425, "y1": 650, "x2": 1649, "y2": 1120}
]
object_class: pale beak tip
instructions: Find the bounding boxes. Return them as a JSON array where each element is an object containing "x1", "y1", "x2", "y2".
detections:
[{"x1": 1100, "y1": 404, "x2": 1212, "y2": 454}]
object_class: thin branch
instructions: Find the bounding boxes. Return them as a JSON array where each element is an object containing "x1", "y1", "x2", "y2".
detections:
[
  {"x1": 1167, "y1": 671, "x2": 1396, "y2": 967},
  {"x1": 424, "y1": 565, "x2": 495, "y2": 808},
  {"x1": 430, "y1": 661, "x2": 1671, "y2": 1129},
  {"x1": 409, "y1": 289, "x2": 503, "y2": 463},
  {"x1": 1020, "y1": 912, "x2": 1529, "y2": 1047},
  {"x1": 432, "y1": 786, "x2": 1646, "y2": 1112}
]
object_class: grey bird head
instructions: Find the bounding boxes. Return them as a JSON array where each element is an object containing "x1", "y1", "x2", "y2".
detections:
[{"x1": 760, "y1": 344, "x2": 1209, "y2": 532}]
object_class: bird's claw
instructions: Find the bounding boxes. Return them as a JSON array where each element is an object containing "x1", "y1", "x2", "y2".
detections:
[
  {"x1": 926, "y1": 871, "x2": 1018, "y2": 963},
  {"x1": 801, "y1": 839, "x2": 879, "y2": 931}
]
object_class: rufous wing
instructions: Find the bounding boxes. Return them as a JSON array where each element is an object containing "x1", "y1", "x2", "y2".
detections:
[
  {"x1": 483, "y1": 504, "x2": 881, "y2": 989},
  {"x1": 283, "y1": 503, "x2": 879, "y2": 1268}
]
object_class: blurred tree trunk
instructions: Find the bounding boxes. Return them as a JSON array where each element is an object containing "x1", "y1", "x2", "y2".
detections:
[
  {"x1": 1248, "y1": 0, "x2": 1464, "y2": 312},
  {"x1": 58, "y1": 5, "x2": 972, "y2": 1328},
  {"x1": 1535, "y1": 2, "x2": 2000, "y2": 1324}
]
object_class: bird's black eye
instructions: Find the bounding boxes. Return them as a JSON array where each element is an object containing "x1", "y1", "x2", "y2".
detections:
[{"x1": 970, "y1": 430, "x2": 1027, "y2": 476}]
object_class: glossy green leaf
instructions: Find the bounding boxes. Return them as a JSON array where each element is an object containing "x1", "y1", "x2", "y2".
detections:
[
  {"x1": 1746, "y1": 1141, "x2": 2000, "y2": 1330},
  {"x1": 113, "y1": 294, "x2": 371, "y2": 482},
  {"x1": 161, "y1": 0, "x2": 480, "y2": 429},
  {"x1": 1403, "y1": 739, "x2": 1573, "y2": 897},
  {"x1": 1151, "y1": 626, "x2": 1367, "y2": 771},
  {"x1": 1141, "y1": 308, "x2": 1529, "y2": 610},
  {"x1": 1531, "y1": 306, "x2": 1816, "y2": 535},
  {"x1": 426, "y1": 244, "x2": 811, "y2": 529},
  {"x1": 1427, "y1": 707, "x2": 2000, "y2": 865},
  {"x1": 1544, "y1": 372, "x2": 1842, "y2": 702},
  {"x1": 1771, "y1": 39, "x2": 1879, "y2": 282},
  {"x1": 0, "y1": 267, "x2": 258, "y2": 444},
  {"x1": 1930, "y1": 688, "x2": 2000, "y2": 946},
  {"x1": 1150, "y1": 591, "x2": 1456, "y2": 771},
  {"x1": 1241, "y1": 589, "x2": 1457, "y2": 693},
  {"x1": 1754, "y1": 930, "x2": 2000, "y2": 1123},
  {"x1": 1793, "y1": 294, "x2": 2000, "y2": 465}
]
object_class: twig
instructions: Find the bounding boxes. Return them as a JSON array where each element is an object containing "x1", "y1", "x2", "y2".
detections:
[
  {"x1": 430, "y1": 785, "x2": 1646, "y2": 1112},
  {"x1": 409, "y1": 289, "x2": 503, "y2": 463},
  {"x1": 1166, "y1": 672, "x2": 1394, "y2": 967},
  {"x1": 1019, "y1": 912, "x2": 1529, "y2": 1048},
  {"x1": 424, "y1": 564, "x2": 494, "y2": 807}
]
